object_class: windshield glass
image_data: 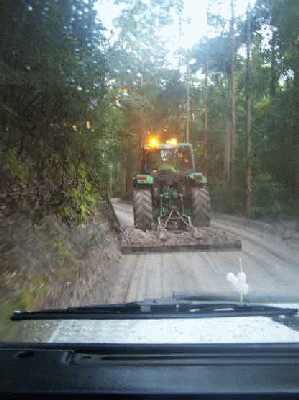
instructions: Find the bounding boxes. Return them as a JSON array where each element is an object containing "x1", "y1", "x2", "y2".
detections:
[
  {"x1": 144, "y1": 147, "x2": 193, "y2": 172},
  {"x1": 1, "y1": 0, "x2": 299, "y2": 345}
]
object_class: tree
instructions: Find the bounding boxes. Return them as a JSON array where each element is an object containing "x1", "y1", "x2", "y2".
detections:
[
  {"x1": 0, "y1": 0, "x2": 110, "y2": 221},
  {"x1": 245, "y1": 5, "x2": 252, "y2": 217},
  {"x1": 107, "y1": 0, "x2": 184, "y2": 195},
  {"x1": 226, "y1": 0, "x2": 236, "y2": 184}
]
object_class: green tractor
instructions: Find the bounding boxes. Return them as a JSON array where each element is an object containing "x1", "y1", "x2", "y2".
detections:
[{"x1": 132, "y1": 140, "x2": 211, "y2": 231}]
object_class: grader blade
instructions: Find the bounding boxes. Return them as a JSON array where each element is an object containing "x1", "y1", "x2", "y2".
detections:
[{"x1": 120, "y1": 225, "x2": 242, "y2": 254}]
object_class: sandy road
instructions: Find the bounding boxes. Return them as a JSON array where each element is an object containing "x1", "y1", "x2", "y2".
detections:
[{"x1": 110, "y1": 199, "x2": 299, "y2": 303}]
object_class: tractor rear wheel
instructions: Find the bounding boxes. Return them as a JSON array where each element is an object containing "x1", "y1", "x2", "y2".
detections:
[
  {"x1": 133, "y1": 188, "x2": 153, "y2": 231},
  {"x1": 191, "y1": 187, "x2": 211, "y2": 227}
]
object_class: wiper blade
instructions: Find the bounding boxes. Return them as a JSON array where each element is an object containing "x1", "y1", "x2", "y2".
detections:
[
  {"x1": 11, "y1": 302, "x2": 142, "y2": 321},
  {"x1": 11, "y1": 302, "x2": 297, "y2": 321}
]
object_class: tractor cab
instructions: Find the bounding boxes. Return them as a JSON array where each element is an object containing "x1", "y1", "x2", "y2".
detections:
[{"x1": 143, "y1": 143, "x2": 195, "y2": 175}]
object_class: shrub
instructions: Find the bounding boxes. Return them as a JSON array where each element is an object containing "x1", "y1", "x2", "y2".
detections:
[
  {"x1": 2, "y1": 148, "x2": 30, "y2": 183},
  {"x1": 251, "y1": 173, "x2": 288, "y2": 218},
  {"x1": 57, "y1": 164, "x2": 98, "y2": 224},
  {"x1": 209, "y1": 180, "x2": 245, "y2": 214}
]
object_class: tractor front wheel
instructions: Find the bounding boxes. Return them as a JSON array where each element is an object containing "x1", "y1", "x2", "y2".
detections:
[
  {"x1": 133, "y1": 188, "x2": 153, "y2": 231},
  {"x1": 191, "y1": 187, "x2": 211, "y2": 227}
]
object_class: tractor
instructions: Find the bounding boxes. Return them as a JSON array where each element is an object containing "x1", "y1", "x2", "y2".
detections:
[{"x1": 132, "y1": 137, "x2": 211, "y2": 231}]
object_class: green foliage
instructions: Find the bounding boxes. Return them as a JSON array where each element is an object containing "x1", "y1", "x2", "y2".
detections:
[
  {"x1": 54, "y1": 239, "x2": 72, "y2": 261},
  {"x1": 109, "y1": 0, "x2": 182, "y2": 85},
  {"x1": 251, "y1": 173, "x2": 288, "y2": 217},
  {"x1": 0, "y1": 0, "x2": 111, "y2": 222},
  {"x1": 2, "y1": 148, "x2": 30, "y2": 183},
  {"x1": 191, "y1": 0, "x2": 299, "y2": 219},
  {"x1": 192, "y1": 35, "x2": 231, "y2": 74},
  {"x1": 57, "y1": 165, "x2": 98, "y2": 224}
]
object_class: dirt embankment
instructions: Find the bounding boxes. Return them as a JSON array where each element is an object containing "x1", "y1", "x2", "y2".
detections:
[{"x1": 0, "y1": 204, "x2": 121, "y2": 339}]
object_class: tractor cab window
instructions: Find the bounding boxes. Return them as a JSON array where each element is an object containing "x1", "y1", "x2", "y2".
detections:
[
  {"x1": 143, "y1": 147, "x2": 193, "y2": 173},
  {"x1": 143, "y1": 149, "x2": 162, "y2": 172},
  {"x1": 177, "y1": 148, "x2": 193, "y2": 171},
  {"x1": 160, "y1": 149, "x2": 173, "y2": 162}
]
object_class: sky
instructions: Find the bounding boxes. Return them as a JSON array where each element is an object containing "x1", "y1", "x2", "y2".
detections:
[{"x1": 96, "y1": 0, "x2": 256, "y2": 51}]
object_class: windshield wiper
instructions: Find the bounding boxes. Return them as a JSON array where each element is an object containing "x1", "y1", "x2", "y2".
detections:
[{"x1": 11, "y1": 302, "x2": 297, "y2": 321}]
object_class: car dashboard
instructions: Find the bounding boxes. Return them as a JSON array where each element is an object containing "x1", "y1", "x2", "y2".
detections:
[{"x1": 1, "y1": 342, "x2": 299, "y2": 399}]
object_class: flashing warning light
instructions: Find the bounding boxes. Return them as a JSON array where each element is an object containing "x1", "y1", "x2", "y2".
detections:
[
  {"x1": 166, "y1": 138, "x2": 178, "y2": 145},
  {"x1": 147, "y1": 135, "x2": 160, "y2": 148}
]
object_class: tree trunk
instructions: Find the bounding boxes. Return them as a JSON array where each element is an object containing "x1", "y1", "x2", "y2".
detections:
[
  {"x1": 270, "y1": 7, "x2": 277, "y2": 98},
  {"x1": 245, "y1": 6, "x2": 252, "y2": 218},
  {"x1": 294, "y1": 70, "x2": 299, "y2": 230},
  {"x1": 224, "y1": 122, "x2": 231, "y2": 181},
  {"x1": 225, "y1": 0, "x2": 236, "y2": 184},
  {"x1": 204, "y1": 61, "x2": 209, "y2": 175},
  {"x1": 230, "y1": 0, "x2": 236, "y2": 181},
  {"x1": 186, "y1": 62, "x2": 191, "y2": 143},
  {"x1": 270, "y1": 32, "x2": 277, "y2": 98}
]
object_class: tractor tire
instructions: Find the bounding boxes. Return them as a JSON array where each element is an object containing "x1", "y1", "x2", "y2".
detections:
[
  {"x1": 191, "y1": 187, "x2": 211, "y2": 227},
  {"x1": 133, "y1": 188, "x2": 153, "y2": 231}
]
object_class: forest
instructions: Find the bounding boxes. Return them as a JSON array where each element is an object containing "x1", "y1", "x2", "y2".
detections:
[{"x1": 1, "y1": 0, "x2": 298, "y2": 223}]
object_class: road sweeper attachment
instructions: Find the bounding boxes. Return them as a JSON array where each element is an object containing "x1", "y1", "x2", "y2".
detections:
[{"x1": 116, "y1": 137, "x2": 241, "y2": 253}]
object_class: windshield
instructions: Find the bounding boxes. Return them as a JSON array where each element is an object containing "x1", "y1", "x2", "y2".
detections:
[
  {"x1": 1, "y1": 0, "x2": 299, "y2": 346},
  {"x1": 144, "y1": 147, "x2": 193, "y2": 173}
]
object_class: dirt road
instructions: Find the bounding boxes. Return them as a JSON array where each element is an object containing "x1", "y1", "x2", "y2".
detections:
[
  {"x1": 18, "y1": 199, "x2": 299, "y2": 343},
  {"x1": 110, "y1": 199, "x2": 299, "y2": 303}
]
